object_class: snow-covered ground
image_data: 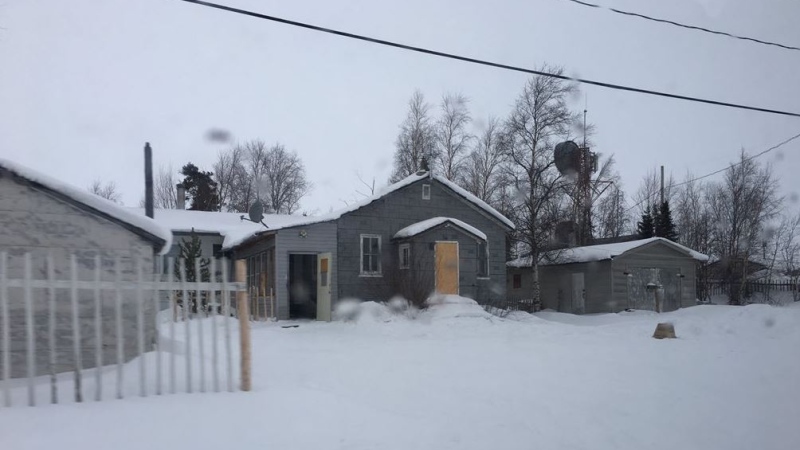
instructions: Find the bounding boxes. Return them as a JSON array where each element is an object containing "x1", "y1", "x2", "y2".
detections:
[{"x1": 3, "y1": 298, "x2": 800, "y2": 450}]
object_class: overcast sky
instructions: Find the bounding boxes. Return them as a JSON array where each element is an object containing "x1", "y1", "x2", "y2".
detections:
[{"x1": 2, "y1": 0, "x2": 799, "y2": 215}]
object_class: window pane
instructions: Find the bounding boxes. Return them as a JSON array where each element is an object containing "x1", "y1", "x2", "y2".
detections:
[
  {"x1": 362, "y1": 236, "x2": 369, "y2": 254},
  {"x1": 371, "y1": 237, "x2": 379, "y2": 254},
  {"x1": 362, "y1": 255, "x2": 370, "y2": 272}
]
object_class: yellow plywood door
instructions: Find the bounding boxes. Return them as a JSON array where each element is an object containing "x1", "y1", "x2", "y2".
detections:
[
  {"x1": 435, "y1": 242, "x2": 459, "y2": 295},
  {"x1": 316, "y1": 253, "x2": 332, "y2": 321}
]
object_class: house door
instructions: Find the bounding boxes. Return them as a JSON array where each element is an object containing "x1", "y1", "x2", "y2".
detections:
[
  {"x1": 571, "y1": 272, "x2": 585, "y2": 314},
  {"x1": 316, "y1": 253, "x2": 332, "y2": 322},
  {"x1": 435, "y1": 241, "x2": 459, "y2": 295}
]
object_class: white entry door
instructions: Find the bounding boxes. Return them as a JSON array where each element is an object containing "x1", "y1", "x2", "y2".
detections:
[{"x1": 316, "y1": 253, "x2": 332, "y2": 321}]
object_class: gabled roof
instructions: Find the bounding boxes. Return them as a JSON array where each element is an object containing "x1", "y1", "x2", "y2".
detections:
[
  {"x1": 394, "y1": 217, "x2": 487, "y2": 241},
  {"x1": 507, "y1": 237, "x2": 709, "y2": 268},
  {"x1": 222, "y1": 171, "x2": 514, "y2": 250},
  {"x1": 0, "y1": 158, "x2": 172, "y2": 254}
]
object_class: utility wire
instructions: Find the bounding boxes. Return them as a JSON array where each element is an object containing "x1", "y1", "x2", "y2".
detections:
[
  {"x1": 623, "y1": 131, "x2": 800, "y2": 214},
  {"x1": 178, "y1": 0, "x2": 800, "y2": 118},
  {"x1": 563, "y1": 0, "x2": 800, "y2": 52}
]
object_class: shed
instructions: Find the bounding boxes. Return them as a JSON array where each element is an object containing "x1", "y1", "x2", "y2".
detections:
[
  {"x1": 0, "y1": 158, "x2": 171, "y2": 378},
  {"x1": 507, "y1": 238, "x2": 708, "y2": 313}
]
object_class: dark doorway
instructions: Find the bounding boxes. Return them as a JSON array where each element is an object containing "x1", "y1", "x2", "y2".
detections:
[{"x1": 289, "y1": 254, "x2": 317, "y2": 319}]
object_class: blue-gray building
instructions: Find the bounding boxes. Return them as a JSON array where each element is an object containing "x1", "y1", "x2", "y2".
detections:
[{"x1": 224, "y1": 171, "x2": 515, "y2": 320}]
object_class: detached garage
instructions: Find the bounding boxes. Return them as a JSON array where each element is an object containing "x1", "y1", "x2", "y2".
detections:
[{"x1": 507, "y1": 238, "x2": 709, "y2": 314}]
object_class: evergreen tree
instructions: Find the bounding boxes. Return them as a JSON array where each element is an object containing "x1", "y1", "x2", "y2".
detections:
[
  {"x1": 637, "y1": 205, "x2": 655, "y2": 238},
  {"x1": 180, "y1": 163, "x2": 220, "y2": 211},
  {"x1": 173, "y1": 233, "x2": 211, "y2": 314},
  {"x1": 655, "y1": 200, "x2": 678, "y2": 241}
]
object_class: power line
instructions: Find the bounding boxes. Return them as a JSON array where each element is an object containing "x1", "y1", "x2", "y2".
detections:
[
  {"x1": 178, "y1": 0, "x2": 800, "y2": 118},
  {"x1": 624, "y1": 131, "x2": 800, "y2": 214},
  {"x1": 563, "y1": 0, "x2": 800, "y2": 52}
]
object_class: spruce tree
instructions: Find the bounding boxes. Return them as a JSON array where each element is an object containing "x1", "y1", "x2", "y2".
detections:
[
  {"x1": 637, "y1": 205, "x2": 655, "y2": 239},
  {"x1": 174, "y1": 233, "x2": 211, "y2": 314},
  {"x1": 180, "y1": 163, "x2": 220, "y2": 211},
  {"x1": 655, "y1": 201, "x2": 678, "y2": 242}
]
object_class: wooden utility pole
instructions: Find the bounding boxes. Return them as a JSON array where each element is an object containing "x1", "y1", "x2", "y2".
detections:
[
  {"x1": 235, "y1": 260, "x2": 251, "y2": 391},
  {"x1": 660, "y1": 165, "x2": 665, "y2": 206}
]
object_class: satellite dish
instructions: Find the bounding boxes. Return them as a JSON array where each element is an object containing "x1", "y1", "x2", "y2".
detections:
[
  {"x1": 248, "y1": 199, "x2": 265, "y2": 223},
  {"x1": 554, "y1": 141, "x2": 581, "y2": 175}
]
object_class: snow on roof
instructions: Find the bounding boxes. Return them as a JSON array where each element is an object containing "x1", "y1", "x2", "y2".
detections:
[
  {"x1": 0, "y1": 158, "x2": 172, "y2": 254},
  {"x1": 127, "y1": 208, "x2": 314, "y2": 251},
  {"x1": 222, "y1": 171, "x2": 514, "y2": 250},
  {"x1": 394, "y1": 217, "x2": 487, "y2": 241},
  {"x1": 507, "y1": 237, "x2": 709, "y2": 268}
]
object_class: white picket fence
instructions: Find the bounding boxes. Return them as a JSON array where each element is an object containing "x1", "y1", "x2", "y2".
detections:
[{"x1": 0, "y1": 252, "x2": 251, "y2": 407}]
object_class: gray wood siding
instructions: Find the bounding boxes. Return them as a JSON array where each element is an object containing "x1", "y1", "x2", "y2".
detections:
[
  {"x1": 611, "y1": 244, "x2": 698, "y2": 310},
  {"x1": 336, "y1": 177, "x2": 509, "y2": 303},
  {"x1": 540, "y1": 262, "x2": 613, "y2": 313},
  {"x1": 0, "y1": 174, "x2": 157, "y2": 378},
  {"x1": 275, "y1": 222, "x2": 338, "y2": 319}
]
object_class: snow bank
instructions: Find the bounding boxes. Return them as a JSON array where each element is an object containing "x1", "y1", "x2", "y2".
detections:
[{"x1": 422, "y1": 295, "x2": 496, "y2": 322}]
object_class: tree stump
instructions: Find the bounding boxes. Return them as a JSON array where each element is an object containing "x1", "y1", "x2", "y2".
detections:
[{"x1": 653, "y1": 322, "x2": 676, "y2": 339}]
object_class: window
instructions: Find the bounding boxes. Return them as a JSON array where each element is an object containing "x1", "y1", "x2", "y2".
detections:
[
  {"x1": 212, "y1": 244, "x2": 222, "y2": 258},
  {"x1": 247, "y1": 249, "x2": 274, "y2": 296},
  {"x1": 360, "y1": 234, "x2": 382, "y2": 276},
  {"x1": 422, "y1": 184, "x2": 431, "y2": 200},
  {"x1": 513, "y1": 274, "x2": 522, "y2": 289},
  {"x1": 477, "y1": 241, "x2": 488, "y2": 278},
  {"x1": 399, "y1": 243, "x2": 410, "y2": 269}
]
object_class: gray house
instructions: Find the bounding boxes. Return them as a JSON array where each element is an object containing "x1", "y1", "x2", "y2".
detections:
[
  {"x1": 507, "y1": 238, "x2": 708, "y2": 314},
  {"x1": 0, "y1": 158, "x2": 171, "y2": 377},
  {"x1": 224, "y1": 171, "x2": 515, "y2": 320}
]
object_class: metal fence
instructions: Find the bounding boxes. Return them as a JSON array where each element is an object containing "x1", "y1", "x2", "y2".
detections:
[
  {"x1": 0, "y1": 251, "x2": 251, "y2": 407},
  {"x1": 702, "y1": 280, "x2": 799, "y2": 304}
]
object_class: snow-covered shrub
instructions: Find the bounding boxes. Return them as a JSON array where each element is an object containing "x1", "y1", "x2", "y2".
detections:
[{"x1": 333, "y1": 299, "x2": 361, "y2": 322}]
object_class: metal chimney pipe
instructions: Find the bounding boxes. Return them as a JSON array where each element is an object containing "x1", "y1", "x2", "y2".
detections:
[
  {"x1": 144, "y1": 143, "x2": 154, "y2": 218},
  {"x1": 176, "y1": 183, "x2": 186, "y2": 210}
]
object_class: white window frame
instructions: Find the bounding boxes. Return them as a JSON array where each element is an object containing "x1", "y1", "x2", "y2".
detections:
[
  {"x1": 399, "y1": 243, "x2": 411, "y2": 270},
  {"x1": 359, "y1": 234, "x2": 382, "y2": 277},
  {"x1": 477, "y1": 240, "x2": 489, "y2": 279},
  {"x1": 422, "y1": 184, "x2": 431, "y2": 200}
]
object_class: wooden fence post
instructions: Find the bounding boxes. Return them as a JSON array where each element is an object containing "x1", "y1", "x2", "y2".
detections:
[{"x1": 236, "y1": 260, "x2": 251, "y2": 392}]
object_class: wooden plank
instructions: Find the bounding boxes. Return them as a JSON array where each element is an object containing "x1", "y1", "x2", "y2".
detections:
[
  {"x1": 179, "y1": 259, "x2": 192, "y2": 393},
  {"x1": 47, "y1": 254, "x2": 57, "y2": 404},
  {"x1": 94, "y1": 254, "x2": 102, "y2": 402},
  {"x1": 236, "y1": 260, "x2": 251, "y2": 392},
  {"x1": 1, "y1": 251, "x2": 10, "y2": 407},
  {"x1": 153, "y1": 266, "x2": 162, "y2": 396},
  {"x1": 195, "y1": 258, "x2": 205, "y2": 393},
  {"x1": 434, "y1": 242, "x2": 459, "y2": 295},
  {"x1": 168, "y1": 258, "x2": 176, "y2": 395},
  {"x1": 71, "y1": 254, "x2": 83, "y2": 402},
  {"x1": 136, "y1": 258, "x2": 146, "y2": 397},
  {"x1": 221, "y1": 259, "x2": 233, "y2": 393},
  {"x1": 24, "y1": 252, "x2": 35, "y2": 406},
  {"x1": 209, "y1": 258, "x2": 219, "y2": 393},
  {"x1": 115, "y1": 256, "x2": 124, "y2": 400}
]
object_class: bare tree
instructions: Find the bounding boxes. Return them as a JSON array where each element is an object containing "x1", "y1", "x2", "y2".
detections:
[
  {"x1": 254, "y1": 143, "x2": 311, "y2": 214},
  {"x1": 777, "y1": 213, "x2": 800, "y2": 301},
  {"x1": 503, "y1": 65, "x2": 578, "y2": 310},
  {"x1": 461, "y1": 116, "x2": 506, "y2": 204},
  {"x1": 593, "y1": 184, "x2": 629, "y2": 238},
  {"x1": 434, "y1": 93, "x2": 472, "y2": 181},
  {"x1": 674, "y1": 173, "x2": 712, "y2": 255},
  {"x1": 154, "y1": 164, "x2": 177, "y2": 209},
  {"x1": 87, "y1": 179, "x2": 122, "y2": 203},
  {"x1": 632, "y1": 167, "x2": 676, "y2": 218},
  {"x1": 213, "y1": 144, "x2": 253, "y2": 212},
  {"x1": 390, "y1": 90, "x2": 437, "y2": 182},
  {"x1": 706, "y1": 151, "x2": 781, "y2": 304}
]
